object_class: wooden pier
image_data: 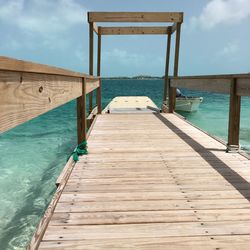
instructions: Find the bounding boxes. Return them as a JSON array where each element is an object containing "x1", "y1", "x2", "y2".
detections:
[
  {"x1": 35, "y1": 112, "x2": 250, "y2": 249},
  {"x1": 1, "y1": 11, "x2": 250, "y2": 250}
]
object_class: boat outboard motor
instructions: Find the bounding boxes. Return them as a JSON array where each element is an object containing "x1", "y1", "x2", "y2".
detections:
[{"x1": 176, "y1": 88, "x2": 183, "y2": 97}]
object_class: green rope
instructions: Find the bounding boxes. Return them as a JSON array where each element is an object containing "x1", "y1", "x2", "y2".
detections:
[{"x1": 69, "y1": 140, "x2": 88, "y2": 162}]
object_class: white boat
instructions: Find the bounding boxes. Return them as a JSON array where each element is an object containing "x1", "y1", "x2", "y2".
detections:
[{"x1": 163, "y1": 96, "x2": 203, "y2": 112}]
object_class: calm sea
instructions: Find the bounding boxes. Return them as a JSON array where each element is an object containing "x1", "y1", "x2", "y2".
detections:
[{"x1": 0, "y1": 79, "x2": 250, "y2": 249}]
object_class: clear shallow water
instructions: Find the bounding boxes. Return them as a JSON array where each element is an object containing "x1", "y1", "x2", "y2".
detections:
[{"x1": 0, "y1": 79, "x2": 249, "y2": 249}]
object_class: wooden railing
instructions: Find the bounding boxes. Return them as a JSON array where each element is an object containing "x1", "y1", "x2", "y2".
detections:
[
  {"x1": 167, "y1": 73, "x2": 250, "y2": 151},
  {"x1": 0, "y1": 56, "x2": 101, "y2": 143}
]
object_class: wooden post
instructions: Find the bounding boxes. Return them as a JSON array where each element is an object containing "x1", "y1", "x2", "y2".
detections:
[
  {"x1": 89, "y1": 22, "x2": 94, "y2": 114},
  {"x1": 169, "y1": 22, "x2": 181, "y2": 113},
  {"x1": 77, "y1": 78, "x2": 87, "y2": 144},
  {"x1": 163, "y1": 32, "x2": 171, "y2": 103},
  {"x1": 97, "y1": 33, "x2": 101, "y2": 76},
  {"x1": 97, "y1": 79, "x2": 102, "y2": 114},
  {"x1": 227, "y1": 78, "x2": 241, "y2": 151},
  {"x1": 97, "y1": 33, "x2": 102, "y2": 114}
]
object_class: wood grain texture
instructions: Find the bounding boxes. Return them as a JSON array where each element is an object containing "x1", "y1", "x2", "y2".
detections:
[
  {"x1": 85, "y1": 78, "x2": 100, "y2": 94},
  {"x1": 88, "y1": 12, "x2": 183, "y2": 23},
  {"x1": 0, "y1": 56, "x2": 93, "y2": 78},
  {"x1": 99, "y1": 26, "x2": 170, "y2": 35},
  {"x1": 0, "y1": 71, "x2": 82, "y2": 133},
  {"x1": 170, "y1": 78, "x2": 231, "y2": 93},
  {"x1": 33, "y1": 113, "x2": 250, "y2": 249}
]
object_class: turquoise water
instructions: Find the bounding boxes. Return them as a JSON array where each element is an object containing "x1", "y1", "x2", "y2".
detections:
[{"x1": 0, "y1": 79, "x2": 250, "y2": 249}]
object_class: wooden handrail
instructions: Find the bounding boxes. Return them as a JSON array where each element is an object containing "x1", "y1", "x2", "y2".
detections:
[
  {"x1": 168, "y1": 74, "x2": 250, "y2": 151},
  {"x1": 0, "y1": 56, "x2": 98, "y2": 79},
  {"x1": 170, "y1": 74, "x2": 250, "y2": 96},
  {"x1": 0, "y1": 57, "x2": 101, "y2": 142}
]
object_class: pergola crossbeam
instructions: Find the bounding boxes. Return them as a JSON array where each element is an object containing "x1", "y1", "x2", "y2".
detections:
[
  {"x1": 88, "y1": 12, "x2": 183, "y2": 23},
  {"x1": 99, "y1": 26, "x2": 171, "y2": 35}
]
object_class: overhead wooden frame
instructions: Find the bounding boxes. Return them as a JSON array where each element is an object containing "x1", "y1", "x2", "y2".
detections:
[
  {"x1": 87, "y1": 12, "x2": 183, "y2": 112},
  {"x1": 99, "y1": 26, "x2": 172, "y2": 35},
  {"x1": 88, "y1": 12, "x2": 183, "y2": 23}
]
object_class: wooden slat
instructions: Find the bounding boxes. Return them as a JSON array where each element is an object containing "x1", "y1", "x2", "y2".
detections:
[
  {"x1": 0, "y1": 71, "x2": 82, "y2": 133},
  {"x1": 39, "y1": 235, "x2": 250, "y2": 250},
  {"x1": 42, "y1": 221, "x2": 250, "y2": 240},
  {"x1": 99, "y1": 26, "x2": 170, "y2": 35},
  {"x1": 170, "y1": 78, "x2": 231, "y2": 93},
  {"x1": 88, "y1": 12, "x2": 183, "y2": 23}
]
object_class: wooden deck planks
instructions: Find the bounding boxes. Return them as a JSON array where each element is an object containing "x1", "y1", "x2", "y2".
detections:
[{"x1": 38, "y1": 113, "x2": 250, "y2": 249}]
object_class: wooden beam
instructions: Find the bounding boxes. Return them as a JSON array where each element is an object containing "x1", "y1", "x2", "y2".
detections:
[
  {"x1": 163, "y1": 33, "x2": 171, "y2": 102},
  {"x1": 77, "y1": 78, "x2": 87, "y2": 144},
  {"x1": 227, "y1": 78, "x2": 241, "y2": 150},
  {"x1": 173, "y1": 73, "x2": 250, "y2": 79},
  {"x1": 0, "y1": 56, "x2": 93, "y2": 78},
  {"x1": 169, "y1": 22, "x2": 181, "y2": 113},
  {"x1": 237, "y1": 77, "x2": 250, "y2": 96},
  {"x1": 93, "y1": 22, "x2": 99, "y2": 34},
  {"x1": 88, "y1": 12, "x2": 183, "y2": 23},
  {"x1": 99, "y1": 26, "x2": 170, "y2": 35},
  {"x1": 170, "y1": 78, "x2": 231, "y2": 94},
  {"x1": 85, "y1": 78, "x2": 100, "y2": 94},
  {"x1": 89, "y1": 22, "x2": 94, "y2": 113},
  {"x1": 0, "y1": 70, "x2": 82, "y2": 133}
]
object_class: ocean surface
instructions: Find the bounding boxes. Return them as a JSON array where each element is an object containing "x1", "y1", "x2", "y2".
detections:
[{"x1": 0, "y1": 79, "x2": 250, "y2": 249}]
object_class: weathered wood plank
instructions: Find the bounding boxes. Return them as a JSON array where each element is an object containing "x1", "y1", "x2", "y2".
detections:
[
  {"x1": 88, "y1": 12, "x2": 184, "y2": 23},
  {"x1": 85, "y1": 78, "x2": 100, "y2": 94},
  {"x1": 42, "y1": 221, "x2": 250, "y2": 240},
  {"x1": 0, "y1": 56, "x2": 93, "y2": 78},
  {"x1": 170, "y1": 78, "x2": 231, "y2": 94},
  {"x1": 99, "y1": 26, "x2": 170, "y2": 35},
  {"x1": 39, "y1": 235, "x2": 250, "y2": 250},
  {"x1": 237, "y1": 77, "x2": 250, "y2": 96},
  {"x1": 0, "y1": 71, "x2": 82, "y2": 133}
]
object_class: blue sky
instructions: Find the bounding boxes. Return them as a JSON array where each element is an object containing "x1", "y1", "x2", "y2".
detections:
[{"x1": 0, "y1": 0, "x2": 249, "y2": 77}]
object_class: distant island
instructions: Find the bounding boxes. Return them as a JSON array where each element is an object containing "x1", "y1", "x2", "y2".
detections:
[{"x1": 103, "y1": 75, "x2": 164, "y2": 80}]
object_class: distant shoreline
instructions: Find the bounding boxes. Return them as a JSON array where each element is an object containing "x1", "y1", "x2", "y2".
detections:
[{"x1": 102, "y1": 76, "x2": 164, "y2": 80}]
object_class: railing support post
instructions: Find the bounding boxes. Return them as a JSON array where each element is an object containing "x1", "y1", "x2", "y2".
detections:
[
  {"x1": 96, "y1": 32, "x2": 102, "y2": 114},
  {"x1": 88, "y1": 22, "x2": 94, "y2": 114},
  {"x1": 77, "y1": 78, "x2": 87, "y2": 144},
  {"x1": 227, "y1": 78, "x2": 241, "y2": 152},
  {"x1": 169, "y1": 22, "x2": 181, "y2": 113},
  {"x1": 97, "y1": 79, "x2": 102, "y2": 114},
  {"x1": 163, "y1": 31, "x2": 171, "y2": 103}
]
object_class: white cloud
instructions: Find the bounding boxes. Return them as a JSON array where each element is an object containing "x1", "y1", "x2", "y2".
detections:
[
  {"x1": 219, "y1": 41, "x2": 239, "y2": 55},
  {"x1": 0, "y1": 0, "x2": 86, "y2": 34},
  {"x1": 190, "y1": 0, "x2": 250, "y2": 29}
]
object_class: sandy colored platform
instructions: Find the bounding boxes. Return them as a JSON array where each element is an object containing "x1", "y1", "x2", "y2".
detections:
[{"x1": 104, "y1": 96, "x2": 159, "y2": 113}]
